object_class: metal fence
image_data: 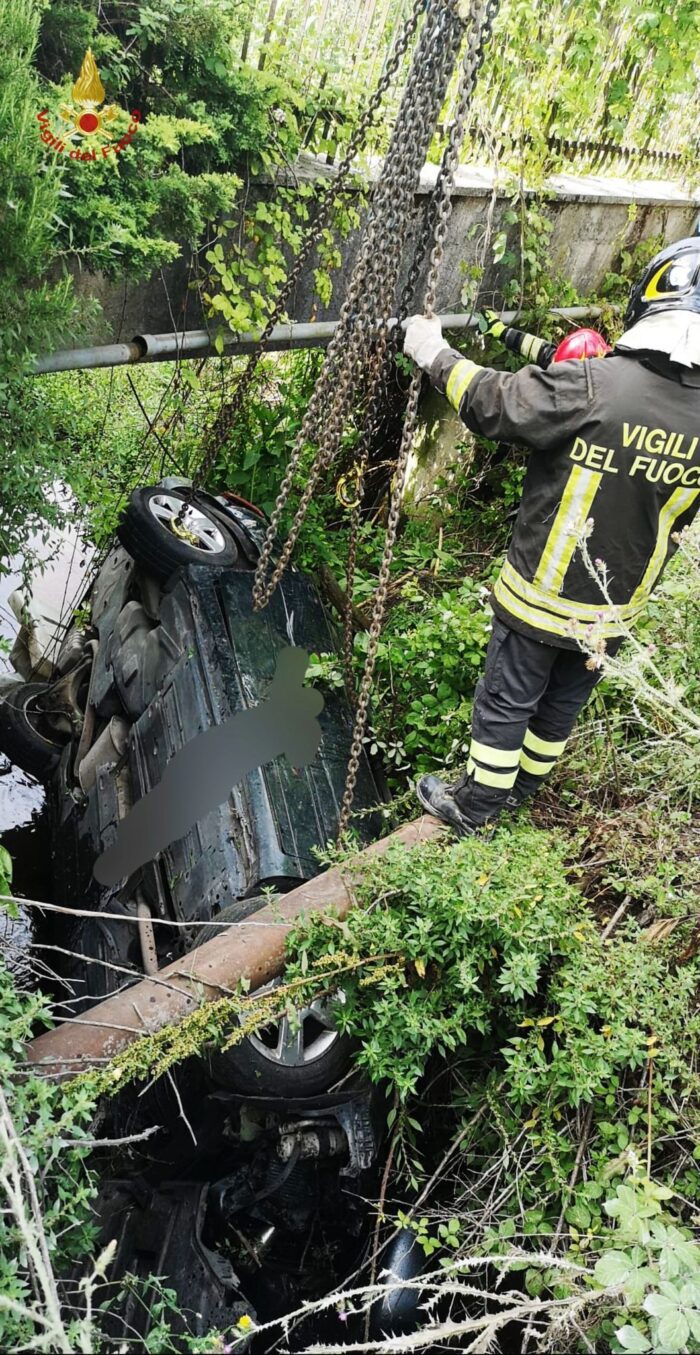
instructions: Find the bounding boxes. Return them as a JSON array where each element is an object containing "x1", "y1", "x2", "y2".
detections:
[{"x1": 237, "y1": 0, "x2": 696, "y2": 185}]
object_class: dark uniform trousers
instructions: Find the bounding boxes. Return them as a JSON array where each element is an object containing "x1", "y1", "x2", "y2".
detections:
[{"x1": 452, "y1": 619, "x2": 622, "y2": 824}]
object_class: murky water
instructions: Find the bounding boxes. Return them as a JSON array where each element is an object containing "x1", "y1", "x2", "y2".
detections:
[
  {"x1": 0, "y1": 494, "x2": 90, "y2": 984},
  {"x1": 0, "y1": 763, "x2": 50, "y2": 984}
]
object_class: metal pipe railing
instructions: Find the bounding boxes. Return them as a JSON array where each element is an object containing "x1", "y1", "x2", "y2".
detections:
[{"x1": 32, "y1": 307, "x2": 604, "y2": 376}]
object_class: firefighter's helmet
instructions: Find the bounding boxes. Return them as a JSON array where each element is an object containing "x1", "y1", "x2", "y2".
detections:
[
  {"x1": 553, "y1": 328, "x2": 611, "y2": 362},
  {"x1": 625, "y1": 238, "x2": 700, "y2": 328}
]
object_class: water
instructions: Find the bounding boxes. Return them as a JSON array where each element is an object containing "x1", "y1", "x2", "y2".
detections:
[
  {"x1": 0, "y1": 761, "x2": 50, "y2": 985},
  {"x1": 0, "y1": 493, "x2": 91, "y2": 985}
]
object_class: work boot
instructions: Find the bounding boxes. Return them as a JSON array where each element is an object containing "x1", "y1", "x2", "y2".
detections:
[
  {"x1": 507, "y1": 770, "x2": 542, "y2": 811},
  {"x1": 415, "y1": 775, "x2": 478, "y2": 837}
]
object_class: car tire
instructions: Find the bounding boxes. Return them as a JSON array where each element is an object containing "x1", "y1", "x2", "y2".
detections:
[
  {"x1": 0, "y1": 682, "x2": 63, "y2": 780},
  {"x1": 61, "y1": 900, "x2": 142, "y2": 1009},
  {"x1": 195, "y1": 900, "x2": 355, "y2": 1096},
  {"x1": 118, "y1": 487, "x2": 239, "y2": 583}
]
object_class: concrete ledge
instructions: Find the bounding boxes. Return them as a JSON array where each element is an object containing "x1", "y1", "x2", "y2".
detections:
[
  {"x1": 418, "y1": 161, "x2": 699, "y2": 208},
  {"x1": 297, "y1": 151, "x2": 700, "y2": 207},
  {"x1": 67, "y1": 153, "x2": 699, "y2": 345}
]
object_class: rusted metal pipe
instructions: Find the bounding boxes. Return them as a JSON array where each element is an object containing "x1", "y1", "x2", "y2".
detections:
[
  {"x1": 136, "y1": 892, "x2": 159, "y2": 977},
  {"x1": 32, "y1": 308, "x2": 605, "y2": 375},
  {"x1": 26, "y1": 815, "x2": 445, "y2": 1080}
]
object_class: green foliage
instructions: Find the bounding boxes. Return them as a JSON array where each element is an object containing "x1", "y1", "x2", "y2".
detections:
[
  {"x1": 202, "y1": 348, "x2": 325, "y2": 511},
  {"x1": 600, "y1": 223, "x2": 667, "y2": 317},
  {"x1": 0, "y1": 847, "x2": 11, "y2": 898},
  {"x1": 53, "y1": 113, "x2": 242, "y2": 277},
  {"x1": 34, "y1": 0, "x2": 365, "y2": 315},
  {"x1": 204, "y1": 182, "x2": 361, "y2": 338},
  {"x1": 41, "y1": 363, "x2": 177, "y2": 544},
  {"x1": 289, "y1": 820, "x2": 676, "y2": 1100},
  {"x1": 0, "y1": 0, "x2": 81, "y2": 563},
  {"x1": 467, "y1": 0, "x2": 700, "y2": 179},
  {"x1": 0, "y1": 955, "x2": 98, "y2": 1350},
  {"x1": 366, "y1": 576, "x2": 493, "y2": 775},
  {"x1": 590, "y1": 1178, "x2": 700, "y2": 1353},
  {"x1": 397, "y1": 1209, "x2": 462, "y2": 1258}
]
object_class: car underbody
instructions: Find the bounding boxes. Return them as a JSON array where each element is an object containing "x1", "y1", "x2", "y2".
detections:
[{"x1": 1, "y1": 482, "x2": 407, "y2": 1346}]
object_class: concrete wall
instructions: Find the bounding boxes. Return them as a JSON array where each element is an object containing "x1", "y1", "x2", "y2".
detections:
[{"x1": 71, "y1": 156, "x2": 699, "y2": 344}]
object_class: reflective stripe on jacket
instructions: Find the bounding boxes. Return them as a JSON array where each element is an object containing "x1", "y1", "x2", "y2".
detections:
[
  {"x1": 429, "y1": 347, "x2": 700, "y2": 649},
  {"x1": 497, "y1": 323, "x2": 555, "y2": 369}
]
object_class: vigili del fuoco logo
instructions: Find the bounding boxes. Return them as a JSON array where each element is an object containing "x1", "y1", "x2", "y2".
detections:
[{"x1": 38, "y1": 49, "x2": 141, "y2": 163}]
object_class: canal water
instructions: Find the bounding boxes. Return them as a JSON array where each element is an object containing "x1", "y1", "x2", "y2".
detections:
[{"x1": 0, "y1": 503, "x2": 94, "y2": 981}]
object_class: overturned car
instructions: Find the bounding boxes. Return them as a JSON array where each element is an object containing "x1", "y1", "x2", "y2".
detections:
[{"x1": 3, "y1": 481, "x2": 395, "y2": 1345}]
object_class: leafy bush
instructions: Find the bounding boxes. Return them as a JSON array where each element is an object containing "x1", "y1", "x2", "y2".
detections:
[
  {"x1": 0, "y1": 0, "x2": 81, "y2": 563},
  {"x1": 42, "y1": 363, "x2": 177, "y2": 545},
  {"x1": 36, "y1": 0, "x2": 307, "y2": 278},
  {"x1": 287, "y1": 820, "x2": 699, "y2": 1102},
  {"x1": 0, "y1": 952, "x2": 98, "y2": 1351},
  {"x1": 591, "y1": 1177, "x2": 700, "y2": 1354},
  {"x1": 363, "y1": 573, "x2": 494, "y2": 776},
  {"x1": 35, "y1": 0, "x2": 363, "y2": 328}
]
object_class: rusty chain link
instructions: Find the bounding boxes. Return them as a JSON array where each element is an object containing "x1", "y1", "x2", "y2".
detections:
[
  {"x1": 199, "y1": 0, "x2": 499, "y2": 835},
  {"x1": 251, "y1": 0, "x2": 465, "y2": 615},
  {"x1": 341, "y1": 487, "x2": 364, "y2": 705},
  {"x1": 194, "y1": 0, "x2": 430, "y2": 485},
  {"x1": 337, "y1": 0, "x2": 501, "y2": 834}
]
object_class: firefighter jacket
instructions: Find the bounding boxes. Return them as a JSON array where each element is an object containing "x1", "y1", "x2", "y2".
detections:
[{"x1": 429, "y1": 346, "x2": 700, "y2": 649}]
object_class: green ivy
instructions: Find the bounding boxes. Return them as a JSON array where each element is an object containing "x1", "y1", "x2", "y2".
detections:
[
  {"x1": 0, "y1": 958, "x2": 98, "y2": 1350},
  {"x1": 0, "y1": 0, "x2": 82, "y2": 566},
  {"x1": 591, "y1": 1178, "x2": 700, "y2": 1353}
]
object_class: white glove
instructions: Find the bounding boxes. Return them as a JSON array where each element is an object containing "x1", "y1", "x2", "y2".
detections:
[{"x1": 402, "y1": 313, "x2": 447, "y2": 371}]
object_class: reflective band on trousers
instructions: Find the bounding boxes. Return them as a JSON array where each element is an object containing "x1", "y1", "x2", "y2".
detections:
[
  {"x1": 466, "y1": 757, "x2": 519, "y2": 790},
  {"x1": 446, "y1": 358, "x2": 480, "y2": 411},
  {"x1": 469, "y1": 737, "x2": 521, "y2": 769},
  {"x1": 523, "y1": 728, "x2": 567, "y2": 758},
  {"x1": 519, "y1": 728, "x2": 567, "y2": 779},
  {"x1": 520, "y1": 751, "x2": 556, "y2": 777}
]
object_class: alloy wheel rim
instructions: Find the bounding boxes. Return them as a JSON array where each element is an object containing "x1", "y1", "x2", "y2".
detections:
[{"x1": 147, "y1": 493, "x2": 228, "y2": 555}]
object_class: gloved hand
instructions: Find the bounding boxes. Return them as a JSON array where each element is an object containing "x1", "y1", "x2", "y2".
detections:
[
  {"x1": 402, "y1": 314, "x2": 447, "y2": 371},
  {"x1": 478, "y1": 306, "x2": 506, "y2": 340}
]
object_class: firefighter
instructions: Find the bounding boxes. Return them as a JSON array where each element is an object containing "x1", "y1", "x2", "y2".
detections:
[
  {"x1": 403, "y1": 237, "x2": 700, "y2": 835},
  {"x1": 478, "y1": 308, "x2": 611, "y2": 368}
]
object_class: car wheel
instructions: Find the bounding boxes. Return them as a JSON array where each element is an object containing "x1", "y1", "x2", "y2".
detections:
[
  {"x1": 0, "y1": 682, "x2": 64, "y2": 780},
  {"x1": 196, "y1": 900, "x2": 355, "y2": 1096},
  {"x1": 61, "y1": 900, "x2": 142, "y2": 1009},
  {"x1": 118, "y1": 487, "x2": 239, "y2": 582}
]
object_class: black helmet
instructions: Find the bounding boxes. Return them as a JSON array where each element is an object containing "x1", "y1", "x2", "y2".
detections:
[{"x1": 625, "y1": 237, "x2": 700, "y2": 329}]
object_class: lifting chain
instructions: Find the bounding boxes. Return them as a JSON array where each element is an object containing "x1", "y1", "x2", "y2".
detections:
[
  {"x1": 239, "y1": 0, "x2": 498, "y2": 834},
  {"x1": 251, "y1": 0, "x2": 466, "y2": 617},
  {"x1": 193, "y1": 0, "x2": 429, "y2": 486},
  {"x1": 341, "y1": 487, "x2": 364, "y2": 705},
  {"x1": 337, "y1": 0, "x2": 501, "y2": 835}
]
